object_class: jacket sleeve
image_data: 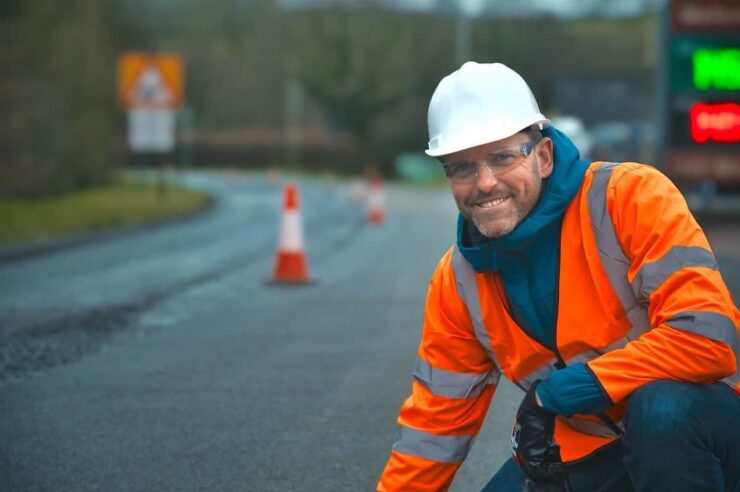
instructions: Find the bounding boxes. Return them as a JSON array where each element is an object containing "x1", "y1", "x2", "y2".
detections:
[
  {"x1": 377, "y1": 248, "x2": 498, "y2": 492},
  {"x1": 587, "y1": 164, "x2": 740, "y2": 404}
]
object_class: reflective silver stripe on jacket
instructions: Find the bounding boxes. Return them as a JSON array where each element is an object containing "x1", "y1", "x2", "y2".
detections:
[
  {"x1": 517, "y1": 324, "x2": 647, "y2": 388},
  {"x1": 631, "y1": 246, "x2": 717, "y2": 302},
  {"x1": 413, "y1": 357, "x2": 497, "y2": 399},
  {"x1": 566, "y1": 328, "x2": 645, "y2": 367},
  {"x1": 392, "y1": 425, "x2": 475, "y2": 463},
  {"x1": 517, "y1": 360, "x2": 558, "y2": 389},
  {"x1": 590, "y1": 163, "x2": 739, "y2": 389},
  {"x1": 667, "y1": 310, "x2": 740, "y2": 388},
  {"x1": 667, "y1": 311, "x2": 739, "y2": 353},
  {"x1": 563, "y1": 416, "x2": 624, "y2": 438},
  {"x1": 515, "y1": 330, "x2": 643, "y2": 391},
  {"x1": 451, "y1": 245, "x2": 502, "y2": 375},
  {"x1": 588, "y1": 162, "x2": 650, "y2": 336}
]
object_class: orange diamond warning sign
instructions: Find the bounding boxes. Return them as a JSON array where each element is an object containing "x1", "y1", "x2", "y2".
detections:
[{"x1": 118, "y1": 52, "x2": 184, "y2": 110}]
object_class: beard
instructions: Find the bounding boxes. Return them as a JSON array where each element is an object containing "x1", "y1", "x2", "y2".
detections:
[
  {"x1": 471, "y1": 205, "x2": 525, "y2": 238},
  {"x1": 466, "y1": 162, "x2": 542, "y2": 239}
]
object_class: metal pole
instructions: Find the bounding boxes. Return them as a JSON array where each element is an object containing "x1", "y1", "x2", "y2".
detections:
[
  {"x1": 653, "y1": 0, "x2": 670, "y2": 169},
  {"x1": 284, "y1": 56, "x2": 303, "y2": 169},
  {"x1": 455, "y1": 14, "x2": 472, "y2": 66}
]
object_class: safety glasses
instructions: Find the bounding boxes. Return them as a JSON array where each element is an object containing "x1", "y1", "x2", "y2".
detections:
[{"x1": 442, "y1": 139, "x2": 541, "y2": 185}]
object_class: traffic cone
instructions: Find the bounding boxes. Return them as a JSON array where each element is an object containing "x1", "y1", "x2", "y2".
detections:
[
  {"x1": 268, "y1": 183, "x2": 312, "y2": 284},
  {"x1": 366, "y1": 178, "x2": 386, "y2": 225}
]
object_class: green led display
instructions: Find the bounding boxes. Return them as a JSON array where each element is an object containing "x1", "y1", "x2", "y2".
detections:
[
  {"x1": 693, "y1": 48, "x2": 740, "y2": 91},
  {"x1": 670, "y1": 35, "x2": 740, "y2": 92}
]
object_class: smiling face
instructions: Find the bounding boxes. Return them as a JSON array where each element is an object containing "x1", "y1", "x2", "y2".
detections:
[{"x1": 443, "y1": 131, "x2": 553, "y2": 238}]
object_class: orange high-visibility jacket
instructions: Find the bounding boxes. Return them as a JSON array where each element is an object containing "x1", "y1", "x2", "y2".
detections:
[{"x1": 378, "y1": 162, "x2": 740, "y2": 491}]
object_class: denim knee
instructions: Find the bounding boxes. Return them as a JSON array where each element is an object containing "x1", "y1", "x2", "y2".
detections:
[
  {"x1": 622, "y1": 381, "x2": 739, "y2": 491},
  {"x1": 625, "y1": 380, "x2": 710, "y2": 449}
]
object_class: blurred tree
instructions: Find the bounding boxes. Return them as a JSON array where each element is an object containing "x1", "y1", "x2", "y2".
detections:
[
  {"x1": 0, "y1": 0, "x2": 658, "y2": 192},
  {"x1": 185, "y1": 0, "x2": 288, "y2": 129},
  {"x1": 473, "y1": 16, "x2": 654, "y2": 112},
  {"x1": 284, "y1": 7, "x2": 654, "y2": 174},
  {"x1": 286, "y1": 6, "x2": 454, "y2": 172},
  {"x1": 1, "y1": 0, "x2": 124, "y2": 198}
]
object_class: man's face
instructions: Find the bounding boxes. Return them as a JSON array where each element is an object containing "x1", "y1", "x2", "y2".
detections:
[{"x1": 442, "y1": 133, "x2": 553, "y2": 239}]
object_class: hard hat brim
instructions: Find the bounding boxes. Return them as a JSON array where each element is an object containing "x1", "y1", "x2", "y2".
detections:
[{"x1": 425, "y1": 116, "x2": 550, "y2": 157}]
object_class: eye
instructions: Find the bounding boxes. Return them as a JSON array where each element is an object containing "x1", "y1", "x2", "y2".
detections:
[
  {"x1": 446, "y1": 160, "x2": 476, "y2": 177},
  {"x1": 489, "y1": 151, "x2": 518, "y2": 167}
]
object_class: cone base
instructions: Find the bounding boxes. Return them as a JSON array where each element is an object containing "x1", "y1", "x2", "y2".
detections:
[
  {"x1": 264, "y1": 279, "x2": 316, "y2": 287},
  {"x1": 269, "y1": 251, "x2": 311, "y2": 283},
  {"x1": 367, "y1": 210, "x2": 386, "y2": 224}
]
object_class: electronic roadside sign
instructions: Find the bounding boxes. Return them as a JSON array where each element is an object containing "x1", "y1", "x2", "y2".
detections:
[{"x1": 665, "y1": 0, "x2": 740, "y2": 183}]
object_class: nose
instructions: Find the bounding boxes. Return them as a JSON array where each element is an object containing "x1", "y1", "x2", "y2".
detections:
[{"x1": 475, "y1": 163, "x2": 499, "y2": 192}]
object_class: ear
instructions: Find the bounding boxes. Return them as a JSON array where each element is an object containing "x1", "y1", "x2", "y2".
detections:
[{"x1": 536, "y1": 138, "x2": 554, "y2": 178}]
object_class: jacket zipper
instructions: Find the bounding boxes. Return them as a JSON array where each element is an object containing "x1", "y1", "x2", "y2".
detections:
[{"x1": 552, "y1": 242, "x2": 624, "y2": 437}]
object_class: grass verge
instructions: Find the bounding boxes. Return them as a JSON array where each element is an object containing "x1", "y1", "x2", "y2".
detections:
[{"x1": 0, "y1": 177, "x2": 212, "y2": 245}]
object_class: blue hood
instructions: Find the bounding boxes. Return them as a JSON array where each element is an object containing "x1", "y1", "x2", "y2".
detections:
[{"x1": 456, "y1": 126, "x2": 590, "y2": 272}]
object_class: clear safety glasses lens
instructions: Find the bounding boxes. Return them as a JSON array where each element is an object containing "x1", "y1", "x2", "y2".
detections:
[{"x1": 443, "y1": 139, "x2": 541, "y2": 184}]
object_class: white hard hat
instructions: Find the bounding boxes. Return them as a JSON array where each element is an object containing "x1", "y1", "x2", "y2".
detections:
[{"x1": 426, "y1": 62, "x2": 550, "y2": 157}]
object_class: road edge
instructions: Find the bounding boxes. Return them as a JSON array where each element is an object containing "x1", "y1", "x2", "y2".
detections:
[{"x1": 0, "y1": 197, "x2": 216, "y2": 264}]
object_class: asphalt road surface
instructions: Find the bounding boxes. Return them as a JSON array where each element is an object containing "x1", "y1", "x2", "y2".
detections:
[{"x1": 1, "y1": 172, "x2": 738, "y2": 491}]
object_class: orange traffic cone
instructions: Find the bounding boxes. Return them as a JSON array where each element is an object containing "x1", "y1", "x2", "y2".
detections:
[
  {"x1": 268, "y1": 183, "x2": 312, "y2": 284},
  {"x1": 366, "y1": 178, "x2": 386, "y2": 225}
]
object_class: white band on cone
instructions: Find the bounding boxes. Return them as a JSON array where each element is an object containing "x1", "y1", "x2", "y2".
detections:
[{"x1": 278, "y1": 210, "x2": 305, "y2": 251}]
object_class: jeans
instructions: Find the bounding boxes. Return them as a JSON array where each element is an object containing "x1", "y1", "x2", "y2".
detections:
[{"x1": 482, "y1": 381, "x2": 740, "y2": 492}]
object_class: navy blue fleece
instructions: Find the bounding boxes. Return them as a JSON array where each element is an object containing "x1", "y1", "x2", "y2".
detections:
[{"x1": 456, "y1": 127, "x2": 610, "y2": 417}]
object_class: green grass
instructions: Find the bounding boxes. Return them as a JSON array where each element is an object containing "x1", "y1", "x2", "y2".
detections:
[{"x1": 0, "y1": 178, "x2": 212, "y2": 244}]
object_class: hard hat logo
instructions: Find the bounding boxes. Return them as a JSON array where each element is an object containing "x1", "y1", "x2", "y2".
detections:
[{"x1": 426, "y1": 62, "x2": 550, "y2": 157}]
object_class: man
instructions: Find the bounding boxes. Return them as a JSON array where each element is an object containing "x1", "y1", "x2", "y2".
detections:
[{"x1": 377, "y1": 62, "x2": 740, "y2": 491}]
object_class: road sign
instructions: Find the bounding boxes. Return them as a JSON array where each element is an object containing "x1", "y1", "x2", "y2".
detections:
[
  {"x1": 118, "y1": 53, "x2": 184, "y2": 110},
  {"x1": 127, "y1": 110, "x2": 176, "y2": 153},
  {"x1": 118, "y1": 52, "x2": 184, "y2": 153}
]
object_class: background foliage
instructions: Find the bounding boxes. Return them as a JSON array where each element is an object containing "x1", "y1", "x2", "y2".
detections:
[{"x1": 0, "y1": 0, "x2": 655, "y2": 197}]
